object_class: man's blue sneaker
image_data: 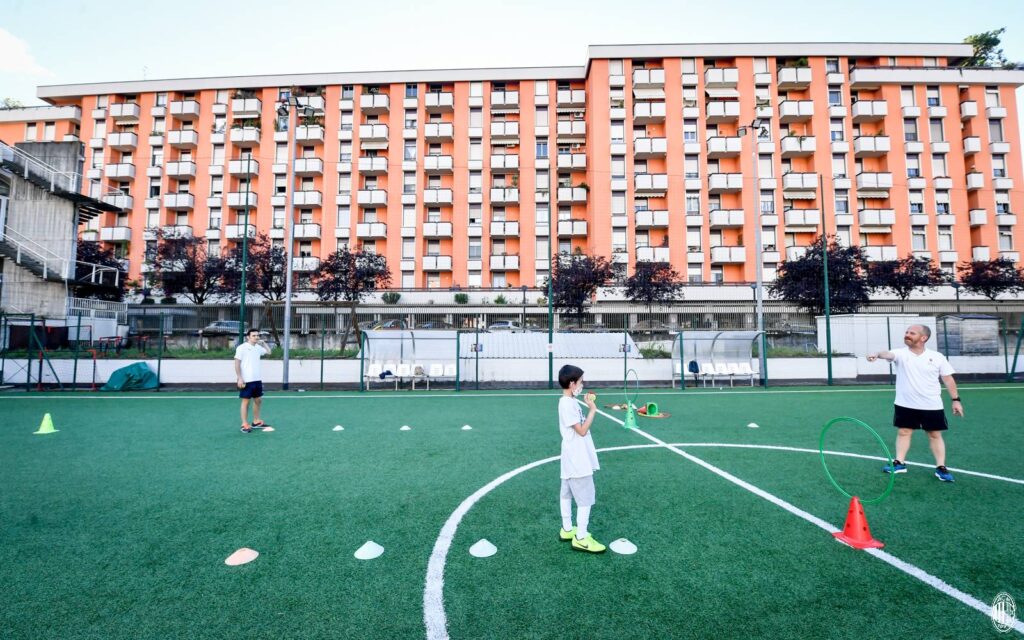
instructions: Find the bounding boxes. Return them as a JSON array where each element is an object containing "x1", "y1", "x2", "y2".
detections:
[
  {"x1": 935, "y1": 466, "x2": 955, "y2": 482},
  {"x1": 882, "y1": 460, "x2": 907, "y2": 474}
]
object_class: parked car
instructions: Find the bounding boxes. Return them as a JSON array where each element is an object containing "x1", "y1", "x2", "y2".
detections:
[
  {"x1": 199, "y1": 321, "x2": 242, "y2": 336},
  {"x1": 487, "y1": 320, "x2": 525, "y2": 332},
  {"x1": 416, "y1": 320, "x2": 454, "y2": 330},
  {"x1": 369, "y1": 319, "x2": 409, "y2": 330}
]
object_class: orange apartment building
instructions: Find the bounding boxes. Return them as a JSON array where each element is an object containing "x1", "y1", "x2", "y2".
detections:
[{"x1": 1, "y1": 42, "x2": 1022, "y2": 292}]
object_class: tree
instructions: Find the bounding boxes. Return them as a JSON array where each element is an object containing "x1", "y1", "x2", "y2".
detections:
[
  {"x1": 961, "y1": 28, "x2": 1018, "y2": 68},
  {"x1": 548, "y1": 250, "x2": 615, "y2": 326},
  {"x1": 313, "y1": 246, "x2": 392, "y2": 353},
  {"x1": 769, "y1": 235, "x2": 871, "y2": 316},
  {"x1": 957, "y1": 258, "x2": 1024, "y2": 300},
  {"x1": 146, "y1": 231, "x2": 225, "y2": 304},
  {"x1": 222, "y1": 233, "x2": 290, "y2": 340},
  {"x1": 72, "y1": 241, "x2": 127, "y2": 301},
  {"x1": 625, "y1": 261, "x2": 684, "y2": 336},
  {"x1": 1, "y1": 97, "x2": 24, "y2": 110},
  {"x1": 866, "y1": 256, "x2": 947, "y2": 300}
]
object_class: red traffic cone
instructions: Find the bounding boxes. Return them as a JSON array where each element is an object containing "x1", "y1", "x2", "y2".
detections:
[{"x1": 832, "y1": 496, "x2": 884, "y2": 549}]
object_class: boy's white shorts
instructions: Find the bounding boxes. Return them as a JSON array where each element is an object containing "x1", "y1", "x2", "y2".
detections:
[{"x1": 560, "y1": 475, "x2": 595, "y2": 506}]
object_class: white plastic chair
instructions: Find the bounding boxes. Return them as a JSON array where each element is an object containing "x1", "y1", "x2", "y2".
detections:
[
  {"x1": 715, "y1": 362, "x2": 733, "y2": 387},
  {"x1": 396, "y1": 363, "x2": 412, "y2": 390},
  {"x1": 672, "y1": 361, "x2": 682, "y2": 388},
  {"x1": 443, "y1": 363, "x2": 457, "y2": 379},
  {"x1": 411, "y1": 363, "x2": 428, "y2": 390},
  {"x1": 428, "y1": 363, "x2": 445, "y2": 390},
  {"x1": 365, "y1": 362, "x2": 382, "y2": 389},
  {"x1": 699, "y1": 362, "x2": 716, "y2": 386},
  {"x1": 737, "y1": 362, "x2": 756, "y2": 386}
]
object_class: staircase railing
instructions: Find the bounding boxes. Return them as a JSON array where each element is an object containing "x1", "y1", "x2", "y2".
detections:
[
  {"x1": 0, "y1": 140, "x2": 81, "y2": 193},
  {"x1": 0, "y1": 225, "x2": 70, "y2": 280}
]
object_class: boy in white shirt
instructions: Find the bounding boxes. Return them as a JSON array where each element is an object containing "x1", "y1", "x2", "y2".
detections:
[
  {"x1": 557, "y1": 364, "x2": 605, "y2": 553},
  {"x1": 234, "y1": 329, "x2": 271, "y2": 433},
  {"x1": 867, "y1": 324, "x2": 964, "y2": 481}
]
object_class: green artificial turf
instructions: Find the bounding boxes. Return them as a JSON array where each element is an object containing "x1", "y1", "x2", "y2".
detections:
[{"x1": 0, "y1": 385, "x2": 1021, "y2": 639}]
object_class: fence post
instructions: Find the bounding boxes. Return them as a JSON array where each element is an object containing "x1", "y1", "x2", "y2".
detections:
[
  {"x1": 761, "y1": 332, "x2": 769, "y2": 388},
  {"x1": 455, "y1": 331, "x2": 461, "y2": 392},
  {"x1": 622, "y1": 330, "x2": 628, "y2": 383},
  {"x1": 72, "y1": 313, "x2": 81, "y2": 391},
  {"x1": 156, "y1": 313, "x2": 164, "y2": 391},
  {"x1": 885, "y1": 316, "x2": 893, "y2": 386},
  {"x1": 475, "y1": 326, "x2": 480, "y2": 391},
  {"x1": 942, "y1": 317, "x2": 949, "y2": 358},
  {"x1": 1009, "y1": 318, "x2": 1024, "y2": 383},
  {"x1": 26, "y1": 314, "x2": 35, "y2": 392},
  {"x1": 677, "y1": 333, "x2": 686, "y2": 390},
  {"x1": 1002, "y1": 317, "x2": 1009, "y2": 381},
  {"x1": 320, "y1": 326, "x2": 326, "y2": 391},
  {"x1": 359, "y1": 331, "x2": 366, "y2": 392}
]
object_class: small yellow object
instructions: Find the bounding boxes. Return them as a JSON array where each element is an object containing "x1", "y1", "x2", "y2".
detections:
[{"x1": 34, "y1": 413, "x2": 58, "y2": 435}]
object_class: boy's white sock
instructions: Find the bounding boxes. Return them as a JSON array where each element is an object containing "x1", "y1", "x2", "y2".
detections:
[
  {"x1": 576, "y1": 505, "x2": 591, "y2": 539},
  {"x1": 560, "y1": 499, "x2": 573, "y2": 531}
]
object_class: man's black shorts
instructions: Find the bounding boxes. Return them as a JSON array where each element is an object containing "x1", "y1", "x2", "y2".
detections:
[
  {"x1": 239, "y1": 381, "x2": 264, "y2": 399},
  {"x1": 893, "y1": 404, "x2": 947, "y2": 431}
]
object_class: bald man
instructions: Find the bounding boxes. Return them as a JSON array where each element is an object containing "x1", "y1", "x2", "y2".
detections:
[{"x1": 867, "y1": 324, "x2": 964, "y2": 482}]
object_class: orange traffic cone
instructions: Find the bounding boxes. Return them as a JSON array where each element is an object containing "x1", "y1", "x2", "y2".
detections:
[{"x1": 832, "y1": 496, "x2": 884, "y2": 549}]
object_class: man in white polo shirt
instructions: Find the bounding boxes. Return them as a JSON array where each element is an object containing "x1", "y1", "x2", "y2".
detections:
[
  {"x1": 234, "y1": 328, "x2": 271, "y2": 433},
  {"x1": 867, "y1": 324, "x2": 964, "y2": 481}
]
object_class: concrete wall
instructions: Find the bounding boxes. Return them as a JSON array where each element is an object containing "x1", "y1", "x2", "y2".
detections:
[{"x1": 0, "y1": 260, "x2": 67, "y2": 316}]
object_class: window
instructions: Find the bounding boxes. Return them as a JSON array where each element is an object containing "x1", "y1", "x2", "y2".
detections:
[
  {"x1": 761, "y1": 227, "x2": 777, "y2": 252},
  {"x1": 536, "y1": 170, "x2": 549, "y2": 190},
  {"x1": 535, "y1": 204, "x2": 549, "y2": 225},
  {"x1": 43, "y1": 122, "x2": 55, "y2": 141},
  {"x1": 993, "y1": 155, "x2": 1006, "y2": 178},
  {"x1": 155, "y1": 93, "x2": 167, "y2": 107},
  {"x1": 404, "y1": 141, "x2": 416, "y2": 161},
  {"x1": 535, "y1": 80, "x2": 548, "y2": 96},
  {"x1": 611, "y1": 193, "x2": 626, "y2": 215},
  {"x1": 932, "y1": 154, "x2": 947, "y2": 177},
  {"x1": 938, "y1": 226, "x2": 953, "y2": 251},
  {"x1": 926, "y1": 86, "x2": 940, "y2": 107},
  {"x1": 536, "y1": 140, "x2": 548, "y2": 159},
  {"x1": 835, "y1": 191, "x2": 849, "y2": 214},
  {"x1": 832, "y1": 154, "x2": 847, "y2": 179},
  {"x1": 405, "y1": 83, "x2": 417, "y2": 99},
  {"x1": 828, "y1": 87, "x2": 842, "y2": 106},
  {"x1": 403, "y1": 172, "x2": 416, "y2": 194},
  {"x1": 469, "y1": 82, "x2": 483, "y2": 98},
  {"x1": 910, "y1": 200, "x2": 923, "y2": 214},
  {"x1": 610, "y1": 121, "x2": 624, "y2": 143},
  {"x1": 836, "y1": 226, "x2": 852, "y2": 247},
  {"x1": 929, "y1": 118, "x2": 944, "y2": 142},
  {"x1": 210, "y1": 176, "x2": 223, "y2": 196},
  {"x1": 936, "y1": 201, "x2": 949, "y2": 214},
  {"x1": 209, "y1": 208, "x2": 222, "y2": 229},
  {"x1": 998, "y1": 226, "x2": 1013, "y2": 251},
  {"x1": 911, "y1": 226, "x2": 927, "y2": 251},
  {"x1": 341, "y1": 86, "x2": 353, "y2": 100},
  {"x1": 906, "y1": 154, "x2": 920, "y2": 178},
  {"x1": 686, "y1": 194, "x2": 701, "y2": 214},
  {"x1": 469, "y1": 171, "x2": 482, "y2": 194},
  {"x1": 985, "y1": 86, "x2": 1001, "y2": 108},
  {"x1": 609, "y1": 60, "x2": 623, "y2": 76},
  {"x1": 469, "y1": 141, "x2": 482, "y2": 161},
  {"x1": 148, "y1": 178, "x2": 161, "y2": 198},
  {"x1": 684, "y1": 156, "x2": 699, "y2": 179},
  {"x1": 340, "y1": 112, "x2": 353, "y2": 131},
  {"x1": 900, "y1": 86, "x2": 915, "y2": 106},
  {"x1": 611, "y1": 157, "x2": 626, "y2": 179},
  {"x1": 686, "y1": 229, "x2": 702, "y2": 251},
  {"x1": 683, "y1": 120, "x2": 698, "y2": 143},
  {"x1": 830, "y1": 119, "x2": 845, "y2": 141},
  {"x1": 336, "y1": 206, "x2": 351, "y2": 228},
  {"x1": 989, "y1": 119, "x2": 1004, "y2": 142},
  {"x1": 826, "y1": 58, "x2": 840, "y2": 73},
  {"x1": 469, "y1": 108, "x2": 482, "y2": 129},
  {"x1": 758, "y1": 155, "x2": 773, "y2": 178},
  {"x1": 903, "y1": 118, "x2": 918, "y2": 142}
]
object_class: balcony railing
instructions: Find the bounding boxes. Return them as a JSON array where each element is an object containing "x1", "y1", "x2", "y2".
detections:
[
  {"x1": 708, "y1": 173, "x2": 743, "y2": 193},
  {"x1": 425, "y1": 92, "x2": 454, "y2": 112},
  {"x1": 356, "y1": 222, "x2": 387, "y2": 238},
  {"x1": 709, "y1": 209, "x2": 745, "y2": 228},
  {"x1": 423, "y1": 189, "x2": 453, "y2": 205},
  {"x1": 558, "y1": 220, "x2": 588, "y2": 236},
  {"x1": 423, "y1": 255, "x2": 453, "y2": 271},
  {"x1": 359, "y1": 94, "x2": 390, "y2": 113},
  {"x1": 557, "y1": 186, "x2": 588, "y2": 202},
  {"x1": 227, "y1": 192, "x2": 258, "y2": 209},
  {"x1": 293, "y1": 223, "x2": 322, "y2": 239},
  {"x1": 490, "y1": 187, "x2": 519, "y2": 203},
  {"x1": 634, "y1": 137, "x2": 667, "y2": 158},
  {"x1": 423, "y1": 155, "x2": 453, "y2": 173},
  {"x1": 231, "y1": 98, "x2": 262, "y2": 118},
  {"x1": 169, "y1": 100, "x2": 201, "y2": 119},
  {"x1": 99, "y1": 226, "x2": 132, "y2": 242},
  {"x1": 163, "y1": 193, "x2": 195, "y2": 209},
  {"x1": 777, "y1": 67, "x2": 812, "y2": 90},
  {"x1": 710, "y1": 246, "x2": 746, "y2": 264},
  {"x1": 635, "y1": 210, "x2": 669, "y2": 228}
]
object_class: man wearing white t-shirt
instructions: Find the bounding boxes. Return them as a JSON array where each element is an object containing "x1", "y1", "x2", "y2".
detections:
[
  {"x1": 234, "y1": 329, "x2": 271, "y2": 433},
  {"x1": 867, "y1": 324, "x2": 964, "y2": 482}
]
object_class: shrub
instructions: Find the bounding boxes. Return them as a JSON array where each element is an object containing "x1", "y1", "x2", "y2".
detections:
[
  {"x1": 381, "y1": 292, "x2": 401, "y2": 304},
  {"x1": 494, "y1": 294, "x2": 507, "y2": 305},
  {"x1": 454, "y1": 293, "x2": 469, "y2": 304}
]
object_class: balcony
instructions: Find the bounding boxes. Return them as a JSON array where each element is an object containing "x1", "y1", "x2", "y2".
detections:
[
  {"x1": 703, "y1": 67, "x2": 737, "y2": 89},
  {"x1": 489, "y1": 255, "x2": 520, "y2": 271},
  {"x1": 780, "y1": 136, "x2": 816, "y2": 158},
  {"x1": 231, "y1": 98, "x2": 262, "y2": 118},
  {"x1": 104, "y1": 163, "x2": 136, "y2": 181},
  {"x1": 358, "y1": 157, "x2": 388, "y2": 174},
  {"x1": 163, "y1": 193, "x2": 195, "y2": 210},
  {"x1": 557, "y1": 152, "x2": 586, "y2": 170},
  {"x1": 706, "y1": 101, "x2": 740, "y2": 123},
  {"x1": 423, "y1": 255, "x2": 453, "y2": 271},
  {"x1": 553, "y1": 186, "x2": 585, "y2": 203},
  {"x1": 423, "y1": 222, "x2": 454, "y2": 238},
  {"x1": 230, "y1": 127, "x2": 261, "y2": 146},
  {"x1": 709, "y1": 209, "x2": 745, "y2": 228},
  {"x1": 777, "y1": 67, "x2": 812, "y2": 90},
  {"x1": 225, "y1": 224, "x2": 256, "y2": 239},
  {"x1": 359, "y1": 124, "x2": 389, "y2": 144},
  {"x1": 779, "y1": 100, "x2": 814, "y2": 123},
  {"x1": 490, "y1": 91, "x2": 519, "y2": 110},
  {"x1": 971, "y1": 246, "x2": 991, "y2": 261},
  {"x1": 786, "y1": 246, "x2": 808, "y2": 261},
  {"x1": 632, "y1": 102, "x2": 666, "y2": 124},
  {"x1": 101, "y1": 194, "x2": 133, "y2": 210},
  {"x1": 966, "y1": 172, "x2": 984, "y2": 190},
  {"x1": 109, "y1": 103, "x2": 141, "y2": 123},
  {"x1": 169, "y1": 100, "x2": 201, "y2": 119},
  {"x1": 107, "y1": 132, "x2": 138, "y2": 150},
  {"x1": 994, "y1": 177, "x2": 1014, "y2": 190},
  {"x1": 423, "y1": 155, "x2": 453, "y2": 174},
  {"x1": 863, "y1": 246, "x2": 898, "y2": 262},
  {"x1": 785, "y1": 209, "x2": 822, "y2": 231},
  {"x1": 635, "y1": 246, "x2": 670, "y2": 263},
  {"x1": 959, "y1": 100, "x2": 977, "y2": 120},
  {"x1": 634, "y1": 137, "x2": 667, "y2": 159},
  {"x1": 425, "y1": 92, "x2": 454, "y2": 112},
  {"x1": 227, "y1": 192, "x2": 258, "y2": 209},
  {"x1": 987, "y1": 106, "x2": 1007, "y2": 119},
  {"x1": 293, "y1": 95, "x2": 325, "y2": 114},
  {"x1": 490, "y1": 154, "x2": 520, "y2": 172},
  {"x1": 352, "y1": 222, "x2": 385, "y2": 239},
  {"x1": 100, "y1": 226, "x2": 132, "y2": 242},
  {"x1": 969, "y1": 209, "x2": 987, "y2": 226},
  {"x1": 635, "y1": 210, "x2": 669, "y2": 228},
  {"x1": 489, "y1": 222, "x2": 520, "y2": 237},
  {"x1": 160, "y1": 225, "x2": 193, "y2": 239},
  {"x1": 851, "y1": 100, "x2": 888, "y2": 122},
  {"x1": 556, "y1": 119, "x2": 587, "y2": 138},
  {"x1": 163, "y1": 161, "x2": 196, "y2": 179},
  {"x1": 228, "y1": 159, "x2": 259, "y2": 176},
  {"x1": 291, "y1": 223, "x2": 321, "y2": 240},
  {"x1": 359, "y1": 94, "x2": 389, "y2": 113},
  {"x1": 706, "y1": 136, "x2": 741, "y2": 159},
  {"x1": 357, "y1": 189, "x2": 387, "y2": 206},
  {"x1": 489, "y1": 187, "x2": 519, "y2": 203},
  {"x1": 855, "y1": 172, "x2": 893, "y2": 193},
  {"x1": 710, "y1": 246, "x2": 746, "y2": 264},
  {"x1": 634, "y1": 173, "x2": 668, "y2": 195},
  {"x1": 284, "y1": 157, "x2": 321, "y2": 176},
  {"x1": 709, "y1": 173, "x2": 743, "y2": 193},
  {"x1": 782, "y1": 172, "x2": 818, "y2": 195},
  {"x1": 557, "y1": 89, "x2": 586, "y2": 107},
  {"x1": 168, "y1": 130, "x2": 199, "y2": 148},
  {"x1": 294, "y1": 125, "x2": 324, "y2": 143},
  {"x1": 489, "y1": 121, "x2": 519, "y2": 141},
  {"x1": 288, "y1": 257, "x2": 319, "y2": 272},
  {"x1": 853, "y1": 136, "x2": 890, "y2": 157},
  {"x1": 633, "y1": 68, "x2": 666, "y2": 88},
  {"x1": 558, "y1": 220, "x2": 588, "y2": 236},
  {"x1": 858, "y1": 209, "x2": 896, "y2": 231},
  {"x1": 424, "y1": 122, "x2": 454, "y2": 142},
  {"x1": 423, "y1": 189, "x2": 454, "y2": 205},
  {"x1": 293, "y1": 190, "x2": 322, "y2": 207}
]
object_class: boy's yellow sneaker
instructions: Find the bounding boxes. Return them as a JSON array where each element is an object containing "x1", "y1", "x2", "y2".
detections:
[
  {"x1": 571, "y1": 534, "x2": 606, "y2": 553},
  {"x1": 559, "y1": 527, "x2": 576, "y2": 541}
]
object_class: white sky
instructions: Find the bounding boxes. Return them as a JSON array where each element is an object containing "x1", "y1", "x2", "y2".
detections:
[{"x1": 2, "y1": 0, "x2": 1022, "y2": 142}]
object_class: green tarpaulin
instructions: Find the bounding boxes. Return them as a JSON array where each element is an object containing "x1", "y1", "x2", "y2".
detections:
[{"x1": 101, "y1": 362, "x2": 159, "y2": 391}]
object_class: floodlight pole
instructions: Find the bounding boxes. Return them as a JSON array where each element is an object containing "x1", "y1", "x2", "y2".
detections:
[
  {"x1": 237, "y1": 155, "x2": 252, "y2": 345},
  {"x1": 548, "y1": 197, "x2": 554, "y2": 389},
  {"x1": 280, "y1": 97, "x2": 301, "y2": 390},
  {"x1": 742, "y1": 120, "x2": 767, "y2": 386},
  {"x1": 820, "y1": 174, "x2": 833, "y2": 386}
]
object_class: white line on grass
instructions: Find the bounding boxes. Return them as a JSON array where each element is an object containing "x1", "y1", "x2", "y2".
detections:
[
  {"x1": 422, "y1": 438, "x2": 1023, "y2": 639},
  {"x1": 587, "y1": 404, "x2": 1024, "y2": 636},
  {"x1": 7, "y1": 384, "x2": 1024, "y2": 401}
]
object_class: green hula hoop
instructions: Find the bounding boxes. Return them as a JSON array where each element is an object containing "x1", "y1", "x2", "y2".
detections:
[
  {"x1": 624, "y1": 369, "x2": 640, "y2": 407},
  {"x1": 819, "y1": 417, "x2": 895, "y2": 505}
]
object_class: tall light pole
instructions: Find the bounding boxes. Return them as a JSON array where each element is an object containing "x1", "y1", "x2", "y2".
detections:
[
  {"x1": 547, "y1": 194, "x2": 554, "y2": 389},
  {"x1": 277, "y1": 97, "x2": 315, "y2": 390},
  {"x1": 237, "y1": 155, "x2": 252, "y2": 345},
  {"x1": 739, "y1": 118, "x2": 767, "y2": 385}
]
